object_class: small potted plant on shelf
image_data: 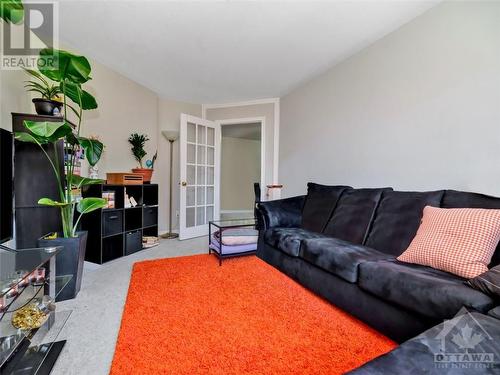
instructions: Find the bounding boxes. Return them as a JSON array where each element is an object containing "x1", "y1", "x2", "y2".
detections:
[
  {"x1": 24, "y1": 69, "x2": 63, "y2": 116},
  {"x1": 15, "y1": 48, "x2": 107, "y2": 301},
  {"x1": 128, "y1": 132, "x2": 156, "y2": 183}
]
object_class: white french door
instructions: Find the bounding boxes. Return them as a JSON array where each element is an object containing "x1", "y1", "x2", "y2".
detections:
[{"x1": 179, "y1": 114, "x2": 221, "y2": 240}]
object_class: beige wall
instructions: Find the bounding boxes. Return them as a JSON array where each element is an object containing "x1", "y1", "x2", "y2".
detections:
[
  {"x1": 82, "y1": 61, "x2": 159, "y2": 177},
  {"x1": 221, "y1": 136, "x2": 260, "y2": 211},
  {"x1": 156, "y1": 98, "x2": 201, "y2": 231},
  {"x1": 0, "y1": 69, "x2": 32, "y2": 130},
  {"x1": 280, "y1": 1, "x2": 500, "y2": 197},
  {"x1": 206, "y1": 103, "x2": 277, "y2": 189}
]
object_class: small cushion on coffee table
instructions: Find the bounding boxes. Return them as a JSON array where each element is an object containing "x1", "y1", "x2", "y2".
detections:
[
  {"x1": 397, "y1": 206, "x2": 500, "y2": 278},
  {"x1": 213, "y1": 228, "x2": 258, "y2": 246}
]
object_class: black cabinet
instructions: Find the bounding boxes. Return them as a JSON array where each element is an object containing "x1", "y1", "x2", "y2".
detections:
[
  {"x1": 12, "y1": 113, "x2": 65, "y2": 248},
  {"x1": 81, "y1": 184, "x2": 158, "y2": 264}
]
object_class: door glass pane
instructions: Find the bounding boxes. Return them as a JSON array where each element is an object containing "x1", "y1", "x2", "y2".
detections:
[
  {"x1": 186, "y1": 207, "x2": 195, "y2": 227},
  {"x1": 206, "y1": 206, "x2": 214, "y2": 222},
  {"x1": 196, "y1": 206, "x2": 205, "y2": 225},
  {"x1": 197, "y1": 125, "x2": 206, "y2": 145},
  {"x1": 197, "y1": 187, "x2": 205, "y2": 205},
  {"x1": 207, "y1": 167, "x2": 214, "y2": 185},
  {"x1": 207, "y1": 127, "x2": 214, "y2": 146},
  {"x1": 187, "y1": 123, "x2": 196, "y2": 142},
  {"x1": 187, "y1": 144, "x2": 196, "y2": 164},
  {"x1": 207, "y1": 187, "x2": 214, "y2": 204},
  {"x1": 197, "y1": 166, "x2": 205, "y2": 185},
  {"x1": 187, "y1": 165, "x2": 196, "y2": 185},
  {"x1": 207, "y1": 147, "x2": 214, "y2": 166},
  {"x1": 186, "y1": 187, "x2": 195, "y2": 206},
  {"x1": 197, "y1": 145, "x2": 205, "y2": 164}
]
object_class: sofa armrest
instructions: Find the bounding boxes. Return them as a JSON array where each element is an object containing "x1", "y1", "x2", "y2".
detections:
[{"x1": 256, "y1": 195, "x2": 305, "y2": 230}]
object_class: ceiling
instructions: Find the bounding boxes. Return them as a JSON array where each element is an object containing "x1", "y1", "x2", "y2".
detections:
[
  {"x1": 54, "y1": 0, "x2": 439, "y2": 104},
  {"x1": 222, "y1": 122, "x2": 261, "y2": 141}
]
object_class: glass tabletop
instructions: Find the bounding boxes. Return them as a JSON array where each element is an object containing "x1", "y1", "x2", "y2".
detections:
[{"x1": 209, "y1": 218, "x2": 256, "y2": 228}]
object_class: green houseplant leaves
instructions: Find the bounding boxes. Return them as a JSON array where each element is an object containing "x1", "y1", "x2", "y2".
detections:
[
  {"x1": 15, "y1": 47, "x2": 105, "y2": 238},
  {"x1": 78, "y1": 137, "x2": 103, "y2": 167},
  {"x1": 0, "y1": 0, "x2": 24, "y2": 24},
  {"x1": 38, "y1": 48, "x2": 92, "y2": 84}
]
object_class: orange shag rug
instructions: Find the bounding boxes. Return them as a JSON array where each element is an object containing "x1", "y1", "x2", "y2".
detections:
[{"x1": 111, "y1": 255, "x2": 396, "y2": 374}]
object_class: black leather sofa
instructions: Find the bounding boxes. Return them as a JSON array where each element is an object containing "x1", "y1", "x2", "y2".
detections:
[{"x1": 255, "y1": 184, "x2": 500, "y2": 343}]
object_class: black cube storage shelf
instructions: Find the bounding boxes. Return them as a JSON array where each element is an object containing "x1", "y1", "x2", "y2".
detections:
[{"x1": 81, "y1": 184, "x2": 159, "y2": 264}]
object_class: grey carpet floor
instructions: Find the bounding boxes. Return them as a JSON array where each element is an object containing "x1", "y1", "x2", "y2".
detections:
[{"x1": 51, "y1": 236, "x2": 208, "y2": 375}]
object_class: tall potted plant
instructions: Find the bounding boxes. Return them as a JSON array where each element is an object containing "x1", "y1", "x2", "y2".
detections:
[{"x1": 15, "y1": 48, "x2": 106, "y2": 300}]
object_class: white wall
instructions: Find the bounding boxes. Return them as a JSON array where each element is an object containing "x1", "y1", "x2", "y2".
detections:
[
  {"x1": 221, "y1": 136, "x2": 260, "y2": 210},
  {"x1": 280, "y1": 1, "x2": 500, "y2": 197}
]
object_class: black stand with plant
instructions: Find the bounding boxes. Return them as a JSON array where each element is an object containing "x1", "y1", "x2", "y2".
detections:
[{"x1": 15, "y1": 48, "x2": 107, "y2": 300}]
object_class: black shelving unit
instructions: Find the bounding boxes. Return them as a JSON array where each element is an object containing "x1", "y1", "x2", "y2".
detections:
[{"x1": 81, "y1": 184, "x2": 159, "y2": 264}]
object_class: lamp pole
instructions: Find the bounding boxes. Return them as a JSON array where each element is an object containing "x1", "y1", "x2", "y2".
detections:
[{"x1": 161, "y1": 130, "x2": 179, "y2": 239}]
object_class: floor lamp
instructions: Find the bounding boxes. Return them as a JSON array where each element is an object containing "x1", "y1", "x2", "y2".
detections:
[{"x1": 161, "y1": 130, "x2": 179, "y2": 239}]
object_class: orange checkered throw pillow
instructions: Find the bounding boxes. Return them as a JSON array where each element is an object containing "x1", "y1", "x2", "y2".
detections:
[{"x1": 397, "y1": 206, "x2": 500, "y2": 279}]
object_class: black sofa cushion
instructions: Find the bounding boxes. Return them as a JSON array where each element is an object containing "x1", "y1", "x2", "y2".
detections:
[
  {"x1": 300, "y1": 237, "x2": 393, "y2": 283},
  {"x1": 301, "y1": 183, "x2": 351, "y2": 232},
  {"x1": 264, "y1": 227, "x2": 326, "y2": 257},
  {"x1": 364, "y1": 190, "x2": 444, "y2": 256},
  {"x1": 467, "y1": 265, "x2": 500, "y2": 299},
  {"x1": 323, "y1": 188, "x2": 391, "y2": 244},
  {"x1": 442, "y1": 189, "x2": 500, "y2": 266},
  {"x1": 358, "y1": 260, "x2": 495, "y2": 320},
  {"x1": 348, "y1": 312, "x2": 500, "y2": 375}
]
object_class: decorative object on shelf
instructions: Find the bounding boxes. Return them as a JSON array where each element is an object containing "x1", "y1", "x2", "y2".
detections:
[
  {"x1": 102, "y1": 191, "x2": 116, "y2": 209},
  {"x1": 23, "y1": 69, "x2": 63, "y2": 116},
  {"x1": 161, "y1": 130, "x2": 180, "y2": 239},
  {"x1": 89, "y1": 164, "x2": 99, "y2": 179},
  {"x1": 11, "y1": 295, "x2": 55, "y2": 330},
  {"x1": 14, "y1": 48, "x2": 107, "y2": 301},
  {"x1": 106, "y1": 172, "x2": 143, "y2": 185},
  {"x1": 143, "y1": 236, "x2": 159, "y2": 248},
  {"x1": 128, "y1": 133, "x2": 156, "y2": 183}
]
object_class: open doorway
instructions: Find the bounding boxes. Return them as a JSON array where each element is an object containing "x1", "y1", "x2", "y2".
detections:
[{"x1": 219, "y1": 118, "x2": 264, "y2": 220}]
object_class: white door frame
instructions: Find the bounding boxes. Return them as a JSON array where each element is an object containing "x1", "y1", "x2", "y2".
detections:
[{"x1": 216, "y1": 117, "x2": 266, "y2": 202}]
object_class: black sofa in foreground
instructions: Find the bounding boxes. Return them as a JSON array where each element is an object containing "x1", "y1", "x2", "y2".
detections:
[{"x1": 255, "y1": 184, "x2": 500, "y2": 343}]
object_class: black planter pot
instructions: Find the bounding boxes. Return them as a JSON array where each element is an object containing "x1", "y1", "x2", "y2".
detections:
[
  {"x1": 32, "y1": 98, "x2": 63, "y2": 116},
  {"x1": 38, "y1": 231, "x2": 88, "y2": 301}
]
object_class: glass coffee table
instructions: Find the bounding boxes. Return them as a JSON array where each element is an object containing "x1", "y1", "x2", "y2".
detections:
[{"x1": 209, "y1": 218, "x2": 258, "y2": 265}]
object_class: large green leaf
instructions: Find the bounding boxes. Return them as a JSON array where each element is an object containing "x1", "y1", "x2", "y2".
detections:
[
  {"x1": 0, "y1": 0, "x2": 24, "y2": 24},
  {"x1": 76, "y1": 197, "x2": 107, "y2": 214},
  {"x1": 38, "y1": 49, "x2": 92, "y2": 84},
  {"x1": 38, "y1": 198, "x2": 70, "y2": 207},
  {"x1": 62, "y1": 80, "x2": 98, "y2": 110},
  {"x1": 23, "y1": 120, "x2": 72, "y2": 140},
  {"x1": 14, "y1": 131, "x2": 52, "y2": 145},
  {"x1": 78, "y1": 137, "x2": 103, "y2": 166},
  {"x1": 69, "y1": 175, "x2": 104, "y2": 188}
]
